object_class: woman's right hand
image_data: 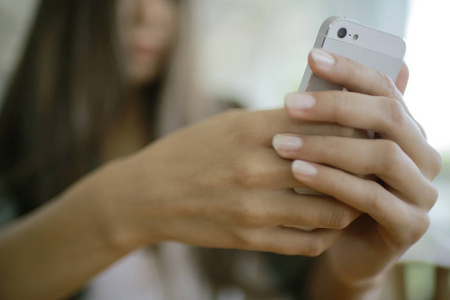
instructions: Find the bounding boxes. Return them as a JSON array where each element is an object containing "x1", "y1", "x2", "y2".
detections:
[{"x1": 87, "y1": 109, "x2": 362, "y2": 255}]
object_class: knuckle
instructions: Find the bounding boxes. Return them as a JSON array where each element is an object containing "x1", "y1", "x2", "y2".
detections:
[
  {"x1": 383, "y1": 97, "x2": 408, "y2": 128},
  {"x1": 344, "y1": 58, "x2": 360, "y2": 81},
  {"x1": 424, "y1": 183, "x2": 439, "y2": 210},
  {"x1": 229, "y1": 112, "x2": 257, "y2": 144},
  {"x1": 313, "y1": 136, "x2": 334, "y2": 160},
  {"x1": 377, "y1": 72, "x2": 399, "y2": 97},
  {"x1": 367, "y1": 183, "x2": 386, "y2": 213},
  {"x1": 233, "y1": 157, "x2": 266, "y2": 189},
  {"x1": 230, "y1": 228, "x2": 253, "y2": 249},
  {"x1": 244, "y1": 211, "x2": 267, "y2": 228},
  {"x1": 323, "y1": 206, "x2": 354, "y2": 229},
  {"x1": 303, "y1": 239, "x2": 326, "y2": 257},
  {"x1": 328, "y1": 171, "x2": 347, "y2": 195},
  {"x1": 409, "y1": 210, "x2": 430, "y2": 244},
  {"x1": 419, "y1": 212, "x2": 431, "y2": 236},
  {"x1": 330, "y1": 125, "x2": 359, "y2": 138},
  {"x1": 229, "y1": 199, "x2": 266, "y2": 228},
  {"x1": 331, "y1": 94, "x2": 351, "y2": 124},
  {"x1": 428, "y1": 148, "x2": 443, "y2": 179},
  {"x1": 229, "y1": 200, "x2": 254, "y2": 226},
  {"x1": 378, "y1": 140, "x2": 403, "y2": 174},
  {"x1": 270, "y1": 241, "x2": 299, "y2": 256}
]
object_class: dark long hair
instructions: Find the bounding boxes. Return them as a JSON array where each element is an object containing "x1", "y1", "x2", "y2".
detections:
[
  {"x1": 0, "y1": 2, "x2": 311, "y2": 298},
  {"x1": 0, "y1": 0, "x2": 165, "y2": 215}
]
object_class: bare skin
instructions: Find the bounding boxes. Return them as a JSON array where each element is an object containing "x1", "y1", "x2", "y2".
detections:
[
  {"x1": 0, "y1": 1, "x2": 441, "y2": 299},
  {"x1": 119, "y1": 0, "x2": 179, "y2": 86},
  {"x1": 272, "y1": 49, "x2": 441, "y2": 299},
  {"x1": 0, "y1": 106, "x2": 365, "y2": 299},
  {"x1": 0, "y1": 51, "x2": 439, "y2": 298}
]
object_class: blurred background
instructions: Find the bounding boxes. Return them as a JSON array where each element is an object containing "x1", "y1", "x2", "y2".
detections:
[{"x1": 0, "y1": 0, "x2": 448, "y2": 299}]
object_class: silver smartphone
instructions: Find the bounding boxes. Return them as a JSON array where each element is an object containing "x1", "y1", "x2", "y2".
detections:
[
  {"x1": 299, "y1": 16, "x2": 406, "y2": 92},
  {"x1": 288, "y1": 17, "x2": 406, "y2": 231}
]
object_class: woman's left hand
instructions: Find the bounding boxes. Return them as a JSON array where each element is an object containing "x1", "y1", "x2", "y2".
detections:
[{"x1": 272, "y1": 49, "x2": 442, "y2": 289}]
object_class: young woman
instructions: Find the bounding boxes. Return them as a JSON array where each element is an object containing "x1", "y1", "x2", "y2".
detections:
[{"x1": 0, "y1": 0, "x2": 441, "y2": 299}]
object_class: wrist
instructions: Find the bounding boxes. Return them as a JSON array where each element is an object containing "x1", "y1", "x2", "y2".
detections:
[{"x1": 65, "y1": 158, "x2": 152, "y2": 255}]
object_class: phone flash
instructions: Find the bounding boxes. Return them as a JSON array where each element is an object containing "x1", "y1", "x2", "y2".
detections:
[{"x1": 353, "y1": 34, "x2": 359, "y2": 40}]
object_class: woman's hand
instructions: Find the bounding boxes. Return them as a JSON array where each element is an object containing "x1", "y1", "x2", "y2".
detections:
[
  {"x1": 273, "y1": 49, "x2": 442, "y2": 294},
  {"x1": 92, "y1": 107, "x2": 366, "y2": 255}
]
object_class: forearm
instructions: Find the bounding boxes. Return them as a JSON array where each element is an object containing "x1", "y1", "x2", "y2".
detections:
[
  {"x1": 0, "y1": 161, "x2": 137, "y2": 300},
  {"x1": 307, "y1": 253, "x2": 384, "y2": 300}
]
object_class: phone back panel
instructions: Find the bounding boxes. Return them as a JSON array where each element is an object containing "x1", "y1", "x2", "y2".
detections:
[
  {"x1": 299, "y1": 17, "x2": 406, "y2": 92},
  {"x1": 294, "y1": 17, "x2": 406, "y2": 201}
]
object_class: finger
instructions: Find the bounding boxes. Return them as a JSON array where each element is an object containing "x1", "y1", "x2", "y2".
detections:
[
  {"x1": 273, "y1": 134, "x2": 438, "y2": 210},
  {"x1": 394, "y1": 62, "x2": 428, "y2": 137},
  {"x1": 392, "y1": 63, "x2": 428, "y2": 137},
  {"x1": 236, "y1": 148, "x2": 307, "y2": 189},
  {"x1": 251, "y1": 189, "x2": 361, "y2": 229},
  {"x1": 308, "y1": 48, "x2": 403, "y2": 100},
  {"x1": 233, "y1": 108, "x2": 368, "y2": 147},
  {"x1": 284, "y1": 91, "x2": 440, "y2": 180},
  {"x1": 308, "y1": 49, "x2": 425, "y2": 136},
  {"x1": 238, "y1": 136, "x2": 372, "y2": 190},
  {"x1": 290, "y1": 160, "x2": 431, "y2": 246},
  {"x1": 236, "y1": 226, "x2": 342, "y2": 256},
  {"x1": 395, "y1": 62, "x2": 409, "y2": 95}
]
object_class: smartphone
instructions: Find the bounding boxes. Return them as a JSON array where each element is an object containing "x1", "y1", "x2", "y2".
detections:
[
  {"x1": 287, "y1": 17, "x2": 406, "y2": 231},
  {"x1": 299, "y1": 16, "x2": 406, "y2": 92}
]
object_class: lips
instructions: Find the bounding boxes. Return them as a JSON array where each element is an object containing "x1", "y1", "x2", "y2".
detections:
[{"x1": 133, "y1": 43, "x2": 163, "y2": 60}]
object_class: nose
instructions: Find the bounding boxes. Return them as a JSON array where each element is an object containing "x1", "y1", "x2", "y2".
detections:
[{"x1": 133, "y1": 0, "x2": 171, "y2": 29}]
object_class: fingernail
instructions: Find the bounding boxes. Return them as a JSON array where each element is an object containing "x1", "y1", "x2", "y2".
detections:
[
  {"x1": 292, "y1": 160, "x2": 317, "y2": 176},
  {"x1": 311, "y1": 48, "x2": 335, "y2": 67},
  {"x1": 285, "y1": 93, "x2": 316, "y2": 112},
  {"x1": 273, "y1": 134, "x2": 303, "y2": 151}
]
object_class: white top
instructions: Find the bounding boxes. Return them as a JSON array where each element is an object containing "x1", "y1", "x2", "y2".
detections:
[{"x1": 82, "y1": 242, "x2": 291, "y2": 300}]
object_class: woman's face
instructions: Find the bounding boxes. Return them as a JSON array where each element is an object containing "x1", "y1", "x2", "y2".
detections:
[{"x1": 119, "y1": 0, "x2": 178, "y2": 87}]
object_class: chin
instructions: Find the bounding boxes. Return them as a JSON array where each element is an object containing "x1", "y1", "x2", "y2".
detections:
[{"x1": 129, "y1": 68, "x2": 159, "y2": 87}]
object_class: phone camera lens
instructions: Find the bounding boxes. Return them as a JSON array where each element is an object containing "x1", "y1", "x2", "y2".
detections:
[{"x1": 337, "y1": 28, "x2": 347, "y2": 38}]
